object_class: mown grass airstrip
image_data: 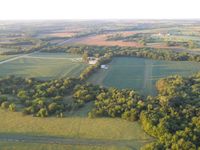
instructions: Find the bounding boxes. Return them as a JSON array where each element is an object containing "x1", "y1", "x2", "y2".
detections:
[{"x1": 88, "y1": 57, "x2": 200, "y2": 95}]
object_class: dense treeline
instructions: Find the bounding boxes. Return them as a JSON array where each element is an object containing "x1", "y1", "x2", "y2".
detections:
[
  {"x1": 0, "y1": 76, "x2": 81, "y2": 117},
  {"x1": 106, "y1": 33, "x2": 199, "y2": 49},
  {"x1": 1, "y1": 42, "x2": 49, "y2": 55},
  {"x1": 115, "y1": 49, "x2": 200, "y2": 62},
  {"x1": 73, "y1": 83, "x2": 100, "y2": 106},
  {"x1": 140, "y1": 73, "x2": 200, "y2": 149},
  {"x1": 106, "y1": 33, "x2": 155, "y2": 45},
  {"x1": 166, "y1": 40, "x2": 198, "y2": 49},
  {"x1": 89, "y1": 88, "x2": 144, "y2": 120},
  {"x1": 2, "y1": 42, "x2": 200, "y2": 62},
  {"x1": 40, "y1": 45, "x2": 118, "y2": 56},
  {"x1": 41, "y1": 36, "x2": 70, "y2": 42},
  {"x1": 72, "y1": 83, "x2": 145, "y2": 121},
  {"x1": 40, "y1": 45, "x2": 200, "y2": 62}
]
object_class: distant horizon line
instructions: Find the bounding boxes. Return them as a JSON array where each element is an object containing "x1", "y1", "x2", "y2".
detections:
[{"x1": 0, "y1": 18, "x2": 200, "y2": 21}]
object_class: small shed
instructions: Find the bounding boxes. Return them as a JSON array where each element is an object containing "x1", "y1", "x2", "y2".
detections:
[{"x1": 101, "y1": 65, "x2": 108, "y2": 69}]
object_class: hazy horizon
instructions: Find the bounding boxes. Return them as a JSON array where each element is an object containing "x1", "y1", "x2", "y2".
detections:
[{"x1": 0, "y1": 0, "x2": 200, "y2": 20}]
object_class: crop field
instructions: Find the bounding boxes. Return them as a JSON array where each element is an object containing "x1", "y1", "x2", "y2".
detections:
[
  {"x1": 0, "y1": 107, "x2": 153, "y2": 150},
  {"x1": 88, "y1": 57, "x2": 200, "y2": 95},
  {"x1": 83, "y1": 26, "x2": 200, "y2": 51},
  {"x1": 0, "y1": 52, "x2": 87, "y2": 80},
  {"x1": 76, "y1": 34, "x2": 142, "y2": 47}
]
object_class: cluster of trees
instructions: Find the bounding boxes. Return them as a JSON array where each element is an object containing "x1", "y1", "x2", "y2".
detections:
[
  {"x1": 0, "y1": 76, "x2": 81, "y2": 117},
  {"x1": 73, "y1": 83, "x2": 100, "y2": 107},
  {"x1": 89, "y1": 87, "x2": 144, "y2": 120},
  {"x1": 106, "y1": 33, "x2": 146, "y2": 41},
  {"x1": 41, "y1": 36, "x2": 70, "y2": 42},
  {"x1": 73, "y1": 82, "x2": 143, "y2": 120},
  {"x1": 140, "y1": 73, "x2": 200, "y2": 149},
  {"x1": 0, "y1": 96, "x2": 16, "y2": 112},
  {"x1": 106, "y1": 33, "x2": 158, "y2": 45},
  {"x1": 1, "y1": 42, "x2": 49, "y2": 55},
  {"x1": 166, "y1": 40, "x2": 198, "y2": 49},
  {"x1": 0, "y1": 37, "x2": 49, "y2": 55},
  {"x1": 10, "y1": 38, "x2": 39, "y2": 45},
  {"x1": 72, "y1": 83, "x2": 145, "y2": 121}
]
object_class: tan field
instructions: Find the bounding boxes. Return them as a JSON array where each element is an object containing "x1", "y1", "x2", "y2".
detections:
[
  {"x1": 49, "y1": 31, "x2": 76, "y2": 37},
  {"x1": 76, "y1": 34, "x2": 142, "y2": 47}
]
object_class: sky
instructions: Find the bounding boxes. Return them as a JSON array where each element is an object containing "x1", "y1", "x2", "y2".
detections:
[{"x1": 0, "y1": 0, "x2": 199, "y2": 20}]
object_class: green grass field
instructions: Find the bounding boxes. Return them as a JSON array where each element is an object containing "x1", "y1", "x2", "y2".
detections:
[
  {"x1": 0, "y1": 142, "x2": 132, "y2": 150},
  {"x1": 0, "y1": 55, "x2": 16, "y2": 61},
  {"x1": 88, "y1": 57, "x2": 200, "y2": 95},
  {"x1": 0, "y1": 52, "x2": 87, "y2": 80},
  {"x1": 0, "y1": 54, "x2": 155, "y2": 150},
  {"x1": 0, "y1": 106, "x2": 153, "y2": 150},
  {"x1": 0, "y1": 48, "x2": 18, "y2": 54}
]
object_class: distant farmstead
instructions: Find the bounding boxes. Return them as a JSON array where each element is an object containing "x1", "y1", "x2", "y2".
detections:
[{"x1": 88, "y1": 57, "x2": 99, "y2": 65}]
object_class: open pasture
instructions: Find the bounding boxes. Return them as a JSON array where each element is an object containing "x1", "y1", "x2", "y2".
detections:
[
  {"x1": 0, "y1": 55, "x2": 16, "y2": 61},
  {"x1": 0, "y1": 142, "x2": 132, "y2": 150},
  {"x1": 0, "y1": 47, "x2": 19, "y2": 54},
  {"x1": 0, "y1": 108, "x2": 152, "y2": 150},
  {"x1": 88, "y1": 57, "x2": 200, "y2": 95},
  {"x1": 0, "y1": 52, "x2": 87, "y2": 80}
]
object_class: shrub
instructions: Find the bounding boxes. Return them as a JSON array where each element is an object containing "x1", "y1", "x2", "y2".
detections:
[
  {"x1": 1, "y1": 101, "x2": 10, "y2": 109},
  {"x1": 36, "y1": 108, "x2": 48, "y2": 117},
  {"x1": 9, "y1": 103, "x2": 16, "y2": 111}
]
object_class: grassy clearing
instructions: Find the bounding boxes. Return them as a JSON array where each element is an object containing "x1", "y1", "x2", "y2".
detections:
[
  {"x1": 0, "y1": 106, "x2": 152, "y2": 150},
  {"x1": 0, "y1": 109, "x2": 150, "y2": 140},
  {"x1": 0, "y1": 52, "x2": 87, "y2": 80},
  {"x1": 30, "y1": 52, "x2": 81, "y2": 58},
  {"x1": 88, "y1": 57, "x2": 200, "y2": 95},
  {"x1": 0, "y1": 48, "x2": 18, "y2": 54},
  {"x1": 0, "y1": 55, "x2": 16, "y2": 61},
  {"x1": 0, "y1": 142, "x2": 132, "y2": 150}
]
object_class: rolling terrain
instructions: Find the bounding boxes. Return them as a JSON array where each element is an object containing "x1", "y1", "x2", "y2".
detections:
[{"x1": 0, "y1": 20, "x2": 200, "y2": 150}]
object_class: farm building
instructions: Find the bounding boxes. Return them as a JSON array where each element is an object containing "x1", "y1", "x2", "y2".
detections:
[
  {"x1": 88, "y1": 57, "x2": 99, "y2": 65},
  {"x1": 157, "y1": 32, "x2": 170, "y2": 37},
  {"x1": 101, "y1": 64, "x2": 108, "y2": 69}
]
